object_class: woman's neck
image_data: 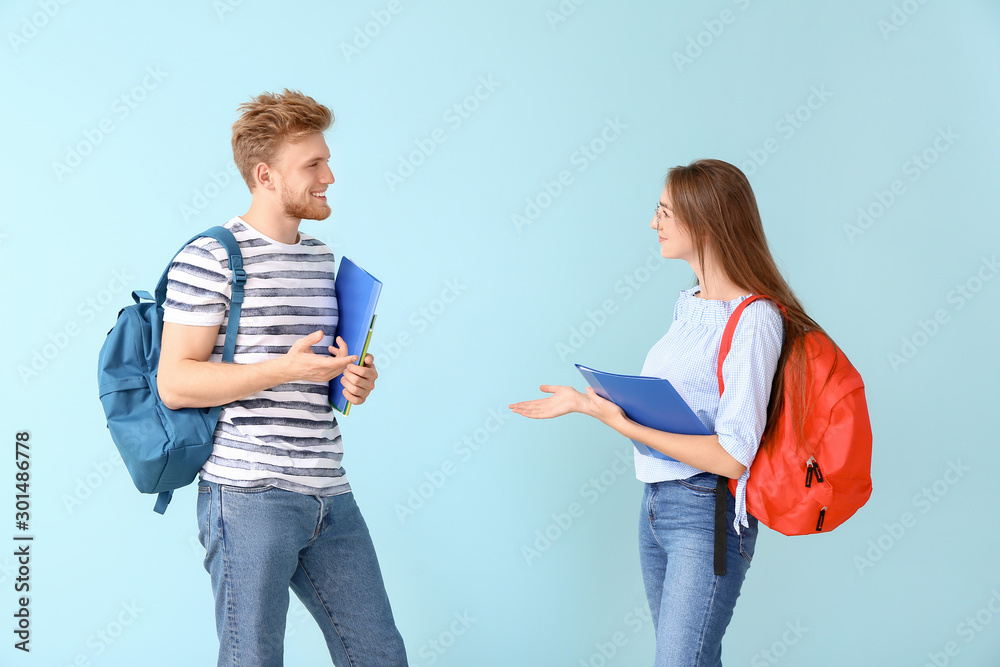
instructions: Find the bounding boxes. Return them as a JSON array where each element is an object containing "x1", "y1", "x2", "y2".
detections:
[{"x1": 691, "y1": 256, "x2": 749, "y2": 301}]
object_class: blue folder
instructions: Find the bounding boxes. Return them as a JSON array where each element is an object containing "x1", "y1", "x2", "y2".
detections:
[
  {"x1": 575, "y1": 364, "x2": 711, "y2": 461},
  {"x1": 329, "y1": 258, "x2": 382, "y2": 415}
]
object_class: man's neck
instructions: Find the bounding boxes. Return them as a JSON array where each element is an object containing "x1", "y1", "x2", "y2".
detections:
[{"x1": 240, "y1": 205, "x2": 301, "y2": 245}]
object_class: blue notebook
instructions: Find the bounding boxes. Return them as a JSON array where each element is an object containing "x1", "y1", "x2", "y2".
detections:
[
  {"x1": 329, "y1": 258, "x2": 382, "y2": 415},
  {"x1": 575, "y1": 364, "x2": 711, "y2": 461}
]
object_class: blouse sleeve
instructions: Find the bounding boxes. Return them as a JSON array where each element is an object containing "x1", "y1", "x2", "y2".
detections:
[{"x1": 715, "y1": 299, "x2": 785, "y2": 468}]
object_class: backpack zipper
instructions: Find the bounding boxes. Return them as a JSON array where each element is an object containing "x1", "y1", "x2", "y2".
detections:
[
  {"x1": 816, "y1": 506, "x2": 827, "y2": 531},
  {"x1": 805, "y1": 456, "x2": 824, "y2": 487}
]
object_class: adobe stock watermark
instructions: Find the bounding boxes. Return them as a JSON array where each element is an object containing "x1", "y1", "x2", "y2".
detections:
[
  {"x1": 416, "y1": 610, "x2": 477, "y2": 666},
  {"x1": 877, "y1": 0, "x2": 932, "y2": 40},
  {"x1": 282, "y1": 599, "x2": 314, "y2": 642},
  {"x1": 340, "y1": 0, "x2": 406, "y2": 62},
  {"x1": 61, "y1": 445, "x2": 130, "y2": 514},
  {"x1": 306, "y1": 228, "x2": 343, "y2": 254},
  {"x1": 577, "y1": 601, "x2": 652, "y2": 667},
  {"x1": 522, "y1": 450, "x2": 632, "y2": 566},
  {"x1": 384, "y1": 75, "x2": 501, "y2": 192},
  {"x1": 394, "y1": 406, "x2": 511, "y2": 524},
  {"x1": 887, "y1": 253, "x2": 996, "y2": 372},
  {"x1": 214, "y1": 0, "x2": 249, "y2": 20},
  {"x1": 672, "y1": 0, "x2": 756, "y2": 73},
  {"x1": 372, "y1": 278, "x2": 468, "y2": 372},
  {"x1": 0, "y1": 554, "x2": 19, "y2": 588},
  {"x1": 545, "y1": 0, "x2": 587, "y2": 31},
  {"x1": 750, "y1": 620, "x2": 809, "y2": 666},
  {"x1": 853, "y1": 459, "x2": 970, "y2": 576},
  {"x1": 511, "y1": 117, "x2": 628, "y2": 234},
  {"x1": 178, "y1": 162, "x2": 242, "y2": 222},
  {"x1": 7, "y1": 0, "x2": 72, "y2": 54},
  {"x1": 18, "y1": 269, "x2": 133, "y2": 384},
  {"x1": 51, "y1": 66, "x2": 168, "y2": 181},
  {"x1": 555, "y1": 247, "x2": 665, "y2": 362},
  {"x1": 844, "y1": 127, "x2": 959, "y2": 244},
  {"x1": 920, "y1": 588, "x2": 1000, "y2": 667},
  {"x1": 740, "y1": 85, "x2": 833, "y2": 178},
  {"x1": 55, "y1": 600, "x2": 145, "y2": 667}
]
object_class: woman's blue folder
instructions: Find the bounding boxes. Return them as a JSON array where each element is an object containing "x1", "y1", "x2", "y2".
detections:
[
  {"x1": 575, "y1": 364, "x2": 711, "y2": 461},
  {"x1": 329, "y1": 257, "x2": 382, "y2": 415}
]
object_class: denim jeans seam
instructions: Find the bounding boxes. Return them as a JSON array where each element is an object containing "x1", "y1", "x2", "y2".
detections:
[
  {"x1": 310, "y1": 496, "x2": 324, "y2": 541},
  {"x1": 739, "y1": 530, "x2": 753, "y2": 565},
  {"x1": 219, "y1": 487, "x2": 240, "y2": 667},
  {"x1": 298, "y1": 558, "x2": 355, "y2": 667},
  {"x1": 693, "y1": 573, "x2": 721, "y2": 666},
  {"x1": 647, "y1": 485, "x2": 666, "y2": 550},
  {"x1": 220, "y1": 484, "x2": 277, "y2": 495}
]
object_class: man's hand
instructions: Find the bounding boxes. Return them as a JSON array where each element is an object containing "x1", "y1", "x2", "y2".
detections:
[
  {"x1": 340, "y1": 354, "x2": 378, "y2": 406},
  {"x1": 158, "y1": 326, "x2": 360, "y2": 409},
  {"x1": 282, "y1": 332, "x2": 359, "y2": 383}
]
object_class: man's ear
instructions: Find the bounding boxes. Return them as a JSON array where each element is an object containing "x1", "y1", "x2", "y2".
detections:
[{"x1": 254, "y1": 162, "x2": 276, "y2": 191}]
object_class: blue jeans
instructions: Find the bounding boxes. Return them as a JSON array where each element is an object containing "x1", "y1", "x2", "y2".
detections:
[
  {"x1": 638, "y1": 473, "x2": 759, "y2": 667},
  {"x1": 197, "y1": 481, "x2": 408, "y2": 667}
]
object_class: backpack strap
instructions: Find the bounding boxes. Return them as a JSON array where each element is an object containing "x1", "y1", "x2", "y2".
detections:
[
  {"x1": 152, "y1": 226, "x2": 246, "y2": 514},
  {"x1": 716, "y1": 295, "x2": 770, "y2": 394},
  {"x1": 712, "y1": 293, "x2": 778, "y2": 576}
]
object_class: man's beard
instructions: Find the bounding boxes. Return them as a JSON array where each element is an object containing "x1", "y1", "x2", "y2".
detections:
[{"x1": 279, "y1": 182, "x2": 330, "y2": 221}]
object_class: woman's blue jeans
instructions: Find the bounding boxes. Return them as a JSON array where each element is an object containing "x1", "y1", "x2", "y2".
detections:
[
  {"x1": 197, "y1": 481, "x2": 408, "y2": 667},
  {"x1": 639, "y1": 473, "x2": 759, "y2": 667}
]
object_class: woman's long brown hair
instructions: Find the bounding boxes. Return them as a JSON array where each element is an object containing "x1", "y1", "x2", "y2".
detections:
[{"x1": 666, "y1": 159, "x2": 827, "y2": 450}]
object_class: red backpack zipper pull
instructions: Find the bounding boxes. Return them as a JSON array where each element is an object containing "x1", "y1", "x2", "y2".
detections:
[
  {"x1": 816, "y1": 506, "x2": 827, "y2": 531},
  {"x1": 805, "y1": 456, "x2": 824, "y2": 488}
]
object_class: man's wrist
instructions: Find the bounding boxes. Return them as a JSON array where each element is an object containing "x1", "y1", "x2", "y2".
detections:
[{"x1": 263, "y1": 356, "x2": 294, "y2": 387}]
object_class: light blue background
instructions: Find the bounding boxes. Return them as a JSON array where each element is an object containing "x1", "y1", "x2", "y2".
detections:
[{"x1": 1, "y1": 1, "x2": 998, "y2": 665}]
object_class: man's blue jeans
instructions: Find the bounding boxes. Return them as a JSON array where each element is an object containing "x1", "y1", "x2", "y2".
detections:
[
  {"x1": 639, "y1": 473, "x2": 759, "y2": 667},
  {"x1": 197, "y1": 481, "x2": 408, "y2": 667}
]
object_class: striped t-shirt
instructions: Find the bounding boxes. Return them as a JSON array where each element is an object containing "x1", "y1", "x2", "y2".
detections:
[
  {"x1": 162, "y1": 217, "x2": 350, "y2": 496},
  {"x1": 636, "y1": 287, "x2": 784, "y2": 533}
]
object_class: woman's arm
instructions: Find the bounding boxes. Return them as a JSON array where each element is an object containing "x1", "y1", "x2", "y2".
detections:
[{"x1": 509, "y1": 385, "x2": 747, "y2": 478}]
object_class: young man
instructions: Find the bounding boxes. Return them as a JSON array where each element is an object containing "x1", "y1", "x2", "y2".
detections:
[{"x1": 157, "y1": 89, "x2": 408, "y2": 667}]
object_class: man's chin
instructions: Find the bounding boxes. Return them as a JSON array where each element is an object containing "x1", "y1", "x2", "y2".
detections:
[
  {"x1": 285, "y1": 202, "x2": 331, "y2": 221},
  {"x1": 307, "y1": 206, "x2": 332, "y2": 221}
]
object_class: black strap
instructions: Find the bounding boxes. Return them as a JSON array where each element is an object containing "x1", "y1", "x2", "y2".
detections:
[{"x1": 713, "y1": 474, "x2": 728, "y2": 576}]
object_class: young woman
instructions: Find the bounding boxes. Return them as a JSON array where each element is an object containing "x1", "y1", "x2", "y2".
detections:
[{"x1": 510, "y1": 158, "x2": 822, "y2": 666}]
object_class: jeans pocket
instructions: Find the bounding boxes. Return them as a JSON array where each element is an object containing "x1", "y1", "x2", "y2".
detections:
[
  {"x1": 220, "y1": 484, "x2": 277, "y2": 495},
  {"x1": 197, "y1": 485, "x2": 212, "y2": 552},
  {"x1": 677, "y1": 472, "x2": 719, "y2": 497},
  {"x1": 739, "y1": 518, "x2": 758, "y2": 566},
  {"x1": 739, "y1": 537, "x2": 753, "y2": 565}
]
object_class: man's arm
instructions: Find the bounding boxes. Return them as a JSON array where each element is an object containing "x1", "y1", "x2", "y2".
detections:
[{"x1": 157, "y1": 324, "x2": 358, "y2": 410}]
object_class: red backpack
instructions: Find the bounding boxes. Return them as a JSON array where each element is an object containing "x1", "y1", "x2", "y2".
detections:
[{"x1": 711, "y1": 295, "x2": 872, "y2": 573}]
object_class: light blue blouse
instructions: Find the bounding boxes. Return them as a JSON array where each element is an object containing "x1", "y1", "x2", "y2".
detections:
[{"x1": 635, "y1": 287, "x2": 785, "y2": 533}]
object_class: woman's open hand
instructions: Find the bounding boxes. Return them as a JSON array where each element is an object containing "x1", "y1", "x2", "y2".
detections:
[
  {"x1": 509, "y1": 385, "x2": 627, "y2": 426},
  {"x1": 509, "y1": 385, "x2": 587, "y2": 419}
]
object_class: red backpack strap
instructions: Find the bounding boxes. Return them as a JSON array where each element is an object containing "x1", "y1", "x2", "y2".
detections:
[
  {"x1": 712, "y1": 293, "x2": 786, "y2": 576},
  {"x1": 712, "y1": 293, "x2": 772, "y2": 576},
  {"x1": 716, "y1": 295, "x2": 771, "y2": 396}
]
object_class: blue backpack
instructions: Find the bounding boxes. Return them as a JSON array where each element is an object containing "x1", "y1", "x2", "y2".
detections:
[{"x1": 97, "y1": 226, "x2": 245, "y2": 514}]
